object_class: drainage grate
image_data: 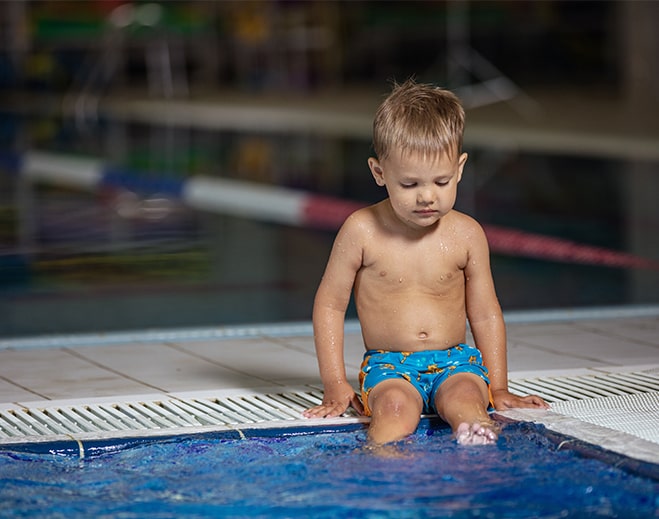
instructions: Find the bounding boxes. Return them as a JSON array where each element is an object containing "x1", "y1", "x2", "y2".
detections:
[
  {"x1": 1, "y1": 370, "x2": 658, "y2": 447},
  {"x1": 508, "y1": 369, "x2": 659, "y2": 403},
  {"x1": 549, "y1": 392, "x2": 659, "y2": 445},
  {"x1": 0, "y1": 388, "x2": 333, "y2": 446}
]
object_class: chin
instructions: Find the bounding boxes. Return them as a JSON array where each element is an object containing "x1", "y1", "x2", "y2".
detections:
[{"x1": 408, "y1": 217, "x2": 440, "y2": 229}]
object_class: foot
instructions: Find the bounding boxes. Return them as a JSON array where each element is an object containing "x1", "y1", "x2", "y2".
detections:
[
  {"x1": 454, "y1": 422, "x2": 499, "y2": 445},
  {"x1": 362, "y1": 442, "x2": 407, "y2": 458}
]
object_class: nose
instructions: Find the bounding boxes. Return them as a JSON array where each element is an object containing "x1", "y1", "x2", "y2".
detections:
[{"x1": 417, "y1": 186, "x2": 436, "y2": 205}]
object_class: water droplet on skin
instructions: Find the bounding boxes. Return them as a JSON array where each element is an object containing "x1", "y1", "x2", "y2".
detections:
[{"x1": 399, "y1": 278, "x2": 403, "y2": 283}]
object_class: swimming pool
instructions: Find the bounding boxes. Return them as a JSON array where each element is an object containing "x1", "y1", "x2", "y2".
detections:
[{"x1": 1, "y1": 420, "x2": 657, "y2": 518}]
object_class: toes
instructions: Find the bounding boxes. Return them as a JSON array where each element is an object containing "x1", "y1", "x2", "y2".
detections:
[{"x1": 454, "y1": 422, "x2": 498, "y2": 446}]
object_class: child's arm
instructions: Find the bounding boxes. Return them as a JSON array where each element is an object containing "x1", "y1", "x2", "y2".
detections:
[
  {"x1": 464, "y1": 220, "x2": 549, "y2": 410},
  {"x1": 303, "y1": 214, "x2": 366, "y2": 418}
]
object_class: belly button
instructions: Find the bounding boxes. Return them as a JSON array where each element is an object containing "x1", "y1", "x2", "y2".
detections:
[{"x1": 418, "y1": 331, "x2": 428, "y2": 340}]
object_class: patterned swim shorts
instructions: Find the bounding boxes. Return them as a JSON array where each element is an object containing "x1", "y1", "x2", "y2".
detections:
[{"x1": 359, "y1": 344, "x2": 490, "y2": 416}]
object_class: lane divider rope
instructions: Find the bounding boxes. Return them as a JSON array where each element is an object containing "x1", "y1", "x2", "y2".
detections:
[{"x1": 3, "y1": 150, "x2": 658, "y2": 270}]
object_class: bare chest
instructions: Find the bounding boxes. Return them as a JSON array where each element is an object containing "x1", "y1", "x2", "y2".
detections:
[{"x1": 360, "y1": 240, "x2": 467, "y2": 293}]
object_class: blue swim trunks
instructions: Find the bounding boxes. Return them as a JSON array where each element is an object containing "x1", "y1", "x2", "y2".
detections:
[{"x1": 359, "y1": 344, "x2": 490, "y2": 416}]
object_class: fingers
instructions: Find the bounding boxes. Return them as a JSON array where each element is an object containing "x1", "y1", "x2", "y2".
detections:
[
  {"x1": 511, "y1": 394, "x2": 550, "y2": 409},
  {"x1": 523, "y1": 394, "x2": 551, "y2": 409},
  {"x1": 302, "y1": 393, "x2": 364, "y2": 419},
  {"x1": 493, "y1": 393, "x2": 550, "y2": 411},
  {"x1": 302, "y1": 401, "x2": 347, "y2": 419}
]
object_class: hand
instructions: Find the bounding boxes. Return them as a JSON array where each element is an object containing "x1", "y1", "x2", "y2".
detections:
[
  {"x1": 492, "y1": 389, "x2": 550, "y2": 411},
  {"x1": 302, "y1": 382, "x2": 364, "y2": 418}
]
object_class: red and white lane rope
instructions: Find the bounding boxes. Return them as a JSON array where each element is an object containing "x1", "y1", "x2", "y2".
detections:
[{"x1": 7, "y1": 150, "x2": 659, "y2": 271}]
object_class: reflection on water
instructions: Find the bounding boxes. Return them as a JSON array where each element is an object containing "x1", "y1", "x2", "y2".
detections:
[{"x1": 0, "y1": 116, "x2": 657, "y2": 337}]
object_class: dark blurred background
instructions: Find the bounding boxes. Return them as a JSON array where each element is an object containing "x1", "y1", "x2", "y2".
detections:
[{"x1": 0, "y1": 0, "x2": 657, "y2": 338}]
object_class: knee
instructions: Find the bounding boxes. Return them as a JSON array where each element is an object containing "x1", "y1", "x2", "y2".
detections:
[
  {"x1": 371, "y1": 385, "x2": 421, "y2": 419},
  {"x1": 367, "y1": 383, "x2": 423, "y2": 443},
  {"x1": 435, "y1": 374, "x2": 489, "y2": 415}
]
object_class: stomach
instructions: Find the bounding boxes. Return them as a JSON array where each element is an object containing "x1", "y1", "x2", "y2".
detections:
[{"x1": 356, "y1": 293, "x2": 467, "y2": 351}]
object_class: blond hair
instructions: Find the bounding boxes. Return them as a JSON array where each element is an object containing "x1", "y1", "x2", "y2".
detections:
[{"x1": 372, "y1": 79, "x2": 465, "y2": 161}]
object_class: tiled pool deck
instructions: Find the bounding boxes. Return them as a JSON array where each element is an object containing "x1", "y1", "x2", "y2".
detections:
[{"x1": 0, "y1": 306, "x2": 658, "y2": 464}]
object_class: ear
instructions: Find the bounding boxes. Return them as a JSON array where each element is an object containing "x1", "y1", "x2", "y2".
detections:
[
  {"x1": 456, "y1": 152, "x2": 468, "y2": 183},
  {"x1": 368, "y1": 157, "x2": 386, "y2": 186}
]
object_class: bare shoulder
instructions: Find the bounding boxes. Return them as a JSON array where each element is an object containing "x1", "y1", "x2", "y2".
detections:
[
  {"x1": 447, "y1": 210, "x2": 487, "y2": 243},
  {"x1": 338, "y1": 202, "x2": 384, "y2": 237},
  {"x1": 330, "y1": 204, "x2": 380, "y2": 259}
]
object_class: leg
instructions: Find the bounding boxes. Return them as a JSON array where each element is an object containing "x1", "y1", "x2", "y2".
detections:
[
  {"x1": 366, "y1": 378, "x2": 423, "y2": 445},
  {"x1": 434, "y1": 373, "x2": 498, "y2": 445}
]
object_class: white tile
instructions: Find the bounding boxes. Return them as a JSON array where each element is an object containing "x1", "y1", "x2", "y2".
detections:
[
  {"x1": 576, "y1": 318, "x2": 659, "y2": 346},
  {"x1": 509, "y1": 367, "x2": 605, "y2": 379},
  {"x1": 73, "y1": 342, "x2": 275, "y2": 392},
  {"x1": 274, "y1": 332, "x2": 365, "y2": 370},
  {"x1": 514, "y1": 331, "x2": 659, "y2": 365},
  {"x1": 0, "y1": 348, "x2": 150, "y2": 400},
  {"x1": 506, "y1": 340, "x2": 614, "y2": 373},
  {"x1": 506, "y1": 322, "x2": 583, "y2": 339},
  {"x1": 589, "y1": 363, "x2": 659, "y2": 374},
  {"x1": 0, "y1": 377, "x2": 42, "y2": 403},
  {"x1": 170, "y1": 338, "x2": 321, "y2": 386}
]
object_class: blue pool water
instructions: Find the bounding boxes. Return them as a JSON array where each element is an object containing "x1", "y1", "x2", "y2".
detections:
[{"x1": 1, "y1": 422, "x2": 657, "y2": 518}]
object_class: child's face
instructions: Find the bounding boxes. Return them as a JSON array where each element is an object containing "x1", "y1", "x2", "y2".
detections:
[{"x1": 368, "y1": 149, "x2": 467, "y2": 230}]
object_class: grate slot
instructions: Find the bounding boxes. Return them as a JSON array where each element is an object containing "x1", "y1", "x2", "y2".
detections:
[
  {"x1": 214, "y1": 398, "x2": 266, "y2": 423},
  {"x1": 140, "y1": 401, "x2": 198, "y2": 428},
  {"x1": 87, "y1": 404, "x2": 139, "y2": 431},
  {"x1": 66, "y1": 406, "x2": 118, "y2": 432},
  {"x1": 224, "y1": 397, "x2": 274, "y2": 422},
  {"x1": 281, "y1": 391, "x2": 323, "y2": 409},
  {"x1": 508, "y1": 380, "x2": 571, "y2": 402},
  {"x1": 164, "y1": 400, "x2": 228, "y2": 425},
  {"x1": 178, "y1": 398, "x2": 245, "y2": 425},
  {"x1": 260, "y1": 393, "x2": 312, "y2": 418},
  {"x1": 0, "y1": 411, "x2": 31, "y2": 437},
  {"x1": 601, "y1": 372, "x2": 659, "y2": 393},
  {"x1": 122, "y1": 402, "x2": 173, "y2": 429},
  {"x1": 155, "y1": 401, "x2": 203, "y2": 427},
  {"x1": 204, "y1": 398, "x2": 258, "y2": 424},
  {"x1": 8, "y1": 410, "x2": 57, "y2": 436},
  {"x1": 245, "y1": 395, "x2": 299, "y2": 420},
  {"x1": 584, "y1": 375, "x2": 651, "y2": 395},
  {"x1": 166, "y1": 399, "x2": 232, "y2": 426},
  {"x1": 42, "y1": 408, "x2": 91, "y2": 434},
  {"x1": 540, "y1": 377, "x2": 618, "y2": 399},
  {"x1": 103, "y1": 403, "x2": 154, "y2": 430}
]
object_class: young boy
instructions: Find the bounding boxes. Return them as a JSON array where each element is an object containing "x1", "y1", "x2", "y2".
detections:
[{"x1": 303, "y1": 79, "x2": 549, "y2": 445}]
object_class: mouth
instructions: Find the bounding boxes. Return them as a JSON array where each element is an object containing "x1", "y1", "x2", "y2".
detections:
[{"x1": 414, "y1": 209, "x2": 438, "y2": 216}]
